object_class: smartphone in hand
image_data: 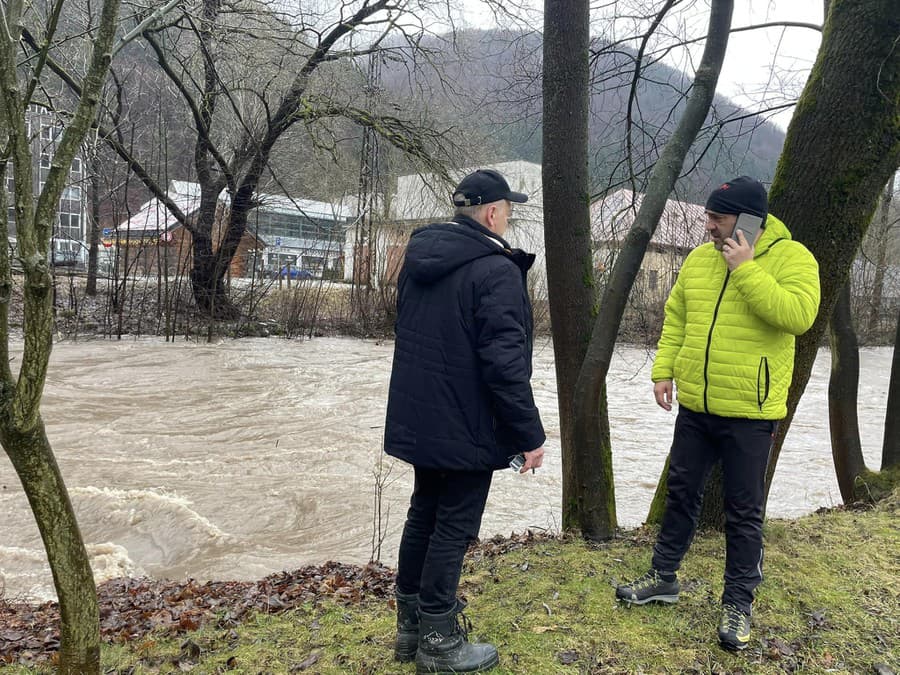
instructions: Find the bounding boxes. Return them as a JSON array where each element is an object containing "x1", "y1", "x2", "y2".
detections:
[{"x1": 734, "y1": 212, "x2": 763, "y2": 244}]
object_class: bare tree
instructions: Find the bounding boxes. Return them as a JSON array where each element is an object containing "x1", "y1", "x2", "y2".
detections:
[
  {"x1": 862, "y1": 173, "x2": 899, "y2": 339},
  {"x1": 0, "y1": 1, "x2": 123, "y2": 672},
  {"x1": 88, "y1": 0, "x2": 452, "y2": 319}
]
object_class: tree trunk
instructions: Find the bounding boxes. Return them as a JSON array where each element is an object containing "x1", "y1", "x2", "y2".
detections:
[
  {"x1": 575, "y1": 0, "x2": 733, "y2": 539},
  {"x1": 86, "y1": 168, "x2": 101, "y2": 296},
  {"x1": 764, "y1": 0, "x2": 900, "y2": 497},
  {"x1": 828, "y1": 281, "x2": 867, "y2": 502},
  {"x1": 1, "y1": 423, "x2": 99, "y2": 674},
  {"x1": 542, "y1": 0, "x2": 594, "y2": 530},
  {"x1": 883, "y1": 307, "x2": 900, "y2": 470},
  {"x1": 0, "y1": 1, "x2": 123, "y2": 670},
  {"x1": 865, "y1": 174, "x2": 895, "y2": 338}
]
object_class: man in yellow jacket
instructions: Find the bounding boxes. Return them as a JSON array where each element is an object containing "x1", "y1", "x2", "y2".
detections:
[{"x1": 615, "y1": 176, "x2": 820, "y2": 651}]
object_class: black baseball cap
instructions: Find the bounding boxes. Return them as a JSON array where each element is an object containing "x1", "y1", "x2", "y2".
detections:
[{"x1": 451, "y1": 169, "x2": 528, "y2": 207}]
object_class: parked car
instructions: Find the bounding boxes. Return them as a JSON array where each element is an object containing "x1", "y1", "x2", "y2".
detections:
[{"x1": 278, "y1": 266, "x2": 314, "y2": 280}]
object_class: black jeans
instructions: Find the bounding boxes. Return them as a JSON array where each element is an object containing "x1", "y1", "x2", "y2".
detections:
[
  {"x1": 396, "y1": 467, "x2": 493, "y2": 615},
  {"x1": 652, "y1": 407, "x2": 776, "y2": 615}
]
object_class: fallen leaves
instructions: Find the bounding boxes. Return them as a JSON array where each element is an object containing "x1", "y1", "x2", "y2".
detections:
[{"x1": 0, "y1": 560, "x2": 395, "y2": 665}]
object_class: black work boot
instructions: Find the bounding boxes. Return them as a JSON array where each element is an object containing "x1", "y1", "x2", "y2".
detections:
[
  {"x1": 415, "y1": 600, "x2": 499, "y2": 674},
  {"x1": 394, "y1": 592, "x2": 419, "y2": 662}
]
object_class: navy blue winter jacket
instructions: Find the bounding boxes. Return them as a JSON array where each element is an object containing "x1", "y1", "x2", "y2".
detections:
[{"x1": 384, "y1": 215, "x2": 546, "y2": 471}]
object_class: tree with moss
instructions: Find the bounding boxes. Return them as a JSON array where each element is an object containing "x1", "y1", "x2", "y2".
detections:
[
  {"x1": 543, "y1": 0, "x2": 734, "y2": 539},
  {"x1": 0, "y1": 1, "x2": 175, "y2": 672},
  {"x1": 763, "y1": 0, "x2": 900, "y2": 502}
]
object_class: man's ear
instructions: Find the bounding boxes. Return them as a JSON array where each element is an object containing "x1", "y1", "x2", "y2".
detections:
[{"x1": 485, "y1": 204, "x2": 497, "y2": 227}]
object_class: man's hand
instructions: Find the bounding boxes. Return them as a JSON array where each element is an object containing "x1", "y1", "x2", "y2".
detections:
[
  {"x1": 654, "y1": 380, "x2": 674, "y2": 411},
  {"x1": 520, "y1": 446, "x2": 544, "y2": 473},
  {"x1": 721, "y1": 229, "x2": 754, "y2": 271}
]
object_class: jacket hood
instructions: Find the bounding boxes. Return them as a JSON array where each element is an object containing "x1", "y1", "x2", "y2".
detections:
[
  {"x1": 756, "y1": 214, "x2": 792, "y2": 255},
  {"x1": 403, "y1": 216, "x2": 510, "y2": 284}
]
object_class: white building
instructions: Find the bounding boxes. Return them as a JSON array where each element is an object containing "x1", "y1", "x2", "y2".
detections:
[
  {"x1": 343, "y1": 161, "x2": 708, "y2": 307},
  {"x1": 4, "y1": 105, "x2": 87, "y2": 266},
  {"x1": 343, "y1": 160, "x2": 545, "y2": 291}
]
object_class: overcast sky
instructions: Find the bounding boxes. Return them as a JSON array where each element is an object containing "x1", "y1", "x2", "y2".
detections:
[{"x1": 452, "y1": 0, "x2": 825, "y2": 130}]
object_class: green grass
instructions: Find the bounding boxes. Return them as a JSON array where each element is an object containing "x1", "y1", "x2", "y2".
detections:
[{"x1": 4, "y1": 494, "x2": 898, "y2": 674}]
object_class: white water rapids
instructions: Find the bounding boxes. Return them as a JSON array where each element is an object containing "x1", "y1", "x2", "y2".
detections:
[{"x1": 0, "y1": 337, "x2": 890, "y2": 602}]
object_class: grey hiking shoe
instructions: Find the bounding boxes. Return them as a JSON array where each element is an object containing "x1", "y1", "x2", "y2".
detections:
[
  {"x1": 718, "y1": 603, "x2": 751, "y2": 651},
  {"x1": 615, "y1": 569, "x2": 680, "y2": 605}
]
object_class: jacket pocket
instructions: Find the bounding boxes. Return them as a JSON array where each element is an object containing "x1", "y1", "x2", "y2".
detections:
[{"x1": 757, "y1": 357, "x2": 770, "y2": 409}]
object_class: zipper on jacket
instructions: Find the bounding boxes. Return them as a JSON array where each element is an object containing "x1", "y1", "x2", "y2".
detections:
[
  {"x1": 703, "y1": 270, "x2": 730, "y2": 413},
  {"x1": 757, "y1": 357, "x2": 770, "y2": 409}
]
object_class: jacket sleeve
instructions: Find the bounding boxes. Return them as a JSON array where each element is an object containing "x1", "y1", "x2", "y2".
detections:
[
  {"x1": 474, "y1": 262, "x2": 546, "y2": 452},
  {"x1": 729, "y1": 242, "x2": 820, "y2": 336},
  {"x1": 651, "y1": 266, "x2": 686, "y2": 382}
]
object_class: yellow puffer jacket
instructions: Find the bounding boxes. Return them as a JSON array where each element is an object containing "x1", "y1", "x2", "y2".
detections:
[{"x1": 651, "y1": 215, "x2": 820, "y2": 419}]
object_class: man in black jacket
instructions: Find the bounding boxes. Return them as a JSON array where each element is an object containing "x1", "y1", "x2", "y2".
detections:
[{"x1": 385, "y1": 168, "x2": 546, "y2": 673}]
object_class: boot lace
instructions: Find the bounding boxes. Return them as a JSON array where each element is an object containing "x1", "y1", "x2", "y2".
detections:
[
  {"x1": 455, "y1": 604, "x2": 473, "y2": 641},
  {"x1": 722, "y1": 604, "x2": 747, "y2": 633},
  {"x1": 630, "y1": 569, "x2": 663, "y2": 591}
]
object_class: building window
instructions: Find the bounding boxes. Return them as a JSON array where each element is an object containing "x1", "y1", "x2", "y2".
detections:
[
  {"x1": 71, "y1": 157, "x2": 81, "y2": 174},
  {"x1": 40, "y1": 125, "x2": 53, "y2": 141},
  {"x1": 62, "y1": 186, "x2": 82, "y2": 200},
  {"x1": 40, "y1": 153, "x2": 51, "y2": 169}
]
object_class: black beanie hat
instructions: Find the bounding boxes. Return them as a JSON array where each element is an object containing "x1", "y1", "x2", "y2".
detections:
[{"x1": 705, "y1": 176, "x2": 768, "y2": 222}]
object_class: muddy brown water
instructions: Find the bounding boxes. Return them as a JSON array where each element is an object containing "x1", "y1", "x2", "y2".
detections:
[{"x1": 0, "y1": 337, "x2": 889, "y2": 601}]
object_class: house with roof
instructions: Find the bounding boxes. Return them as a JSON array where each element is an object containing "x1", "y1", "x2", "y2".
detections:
[
  {"x1": 110, "y1": 181, "x2": 350, "y2": 278},
  {"x1": 590, "y1": 188, "x2": 708, "y2": 304},
  {"x1": 344, "y1": 161, "x2": 708, "y2": 313},
  {"x1": 343, "y1": 160, "x2": 545, "y2": 291}
]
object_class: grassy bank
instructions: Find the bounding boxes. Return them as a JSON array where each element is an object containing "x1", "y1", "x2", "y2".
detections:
[{"x1": 3, "y1": 493, "x2": 898, "y2": 674}]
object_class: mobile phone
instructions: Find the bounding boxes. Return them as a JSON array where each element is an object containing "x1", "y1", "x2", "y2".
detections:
[
  {"x1": 733, "y1": 212, "x2": 763, "y2": 244},
  {"x1": 508, "y1": 454, "x2": 525, "y2": 471}
]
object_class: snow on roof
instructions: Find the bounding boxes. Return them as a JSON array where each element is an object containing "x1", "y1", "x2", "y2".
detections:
[
  {"x1": 117, "y1": 181, "x2": 349, "y2": 233},
  {"x1": 117, "y1": 193, "x2": 200, "y2": 234},
  {"x1": 591, "y1": 188, "x2": 707, "y2": 250}
]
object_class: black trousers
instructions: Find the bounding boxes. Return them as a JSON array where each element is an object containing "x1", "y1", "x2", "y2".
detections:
[
  {"x1": 396, "y1": 467, "x2": 493, "y2": 615},
  {"x1": 651, "y1": 407, "x2": 776, "y2": 615}
]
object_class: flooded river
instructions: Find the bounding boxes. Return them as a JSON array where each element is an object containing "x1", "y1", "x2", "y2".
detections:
[{"x1": 0, "y1": 337, "x2": 890, "y2": 601}]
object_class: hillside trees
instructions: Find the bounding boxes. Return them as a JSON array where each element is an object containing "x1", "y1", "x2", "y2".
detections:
[{"x1": 0, "y1": 1, "x2": 123, "y2": 672}]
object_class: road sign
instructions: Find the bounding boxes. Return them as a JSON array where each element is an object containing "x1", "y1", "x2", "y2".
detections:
[
  {"x1": 275, "y1": 237, "x2": 282, "y2": 246},
  {"x1": 102, "y1": 228, "x2": 111, "y2": 237}
]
